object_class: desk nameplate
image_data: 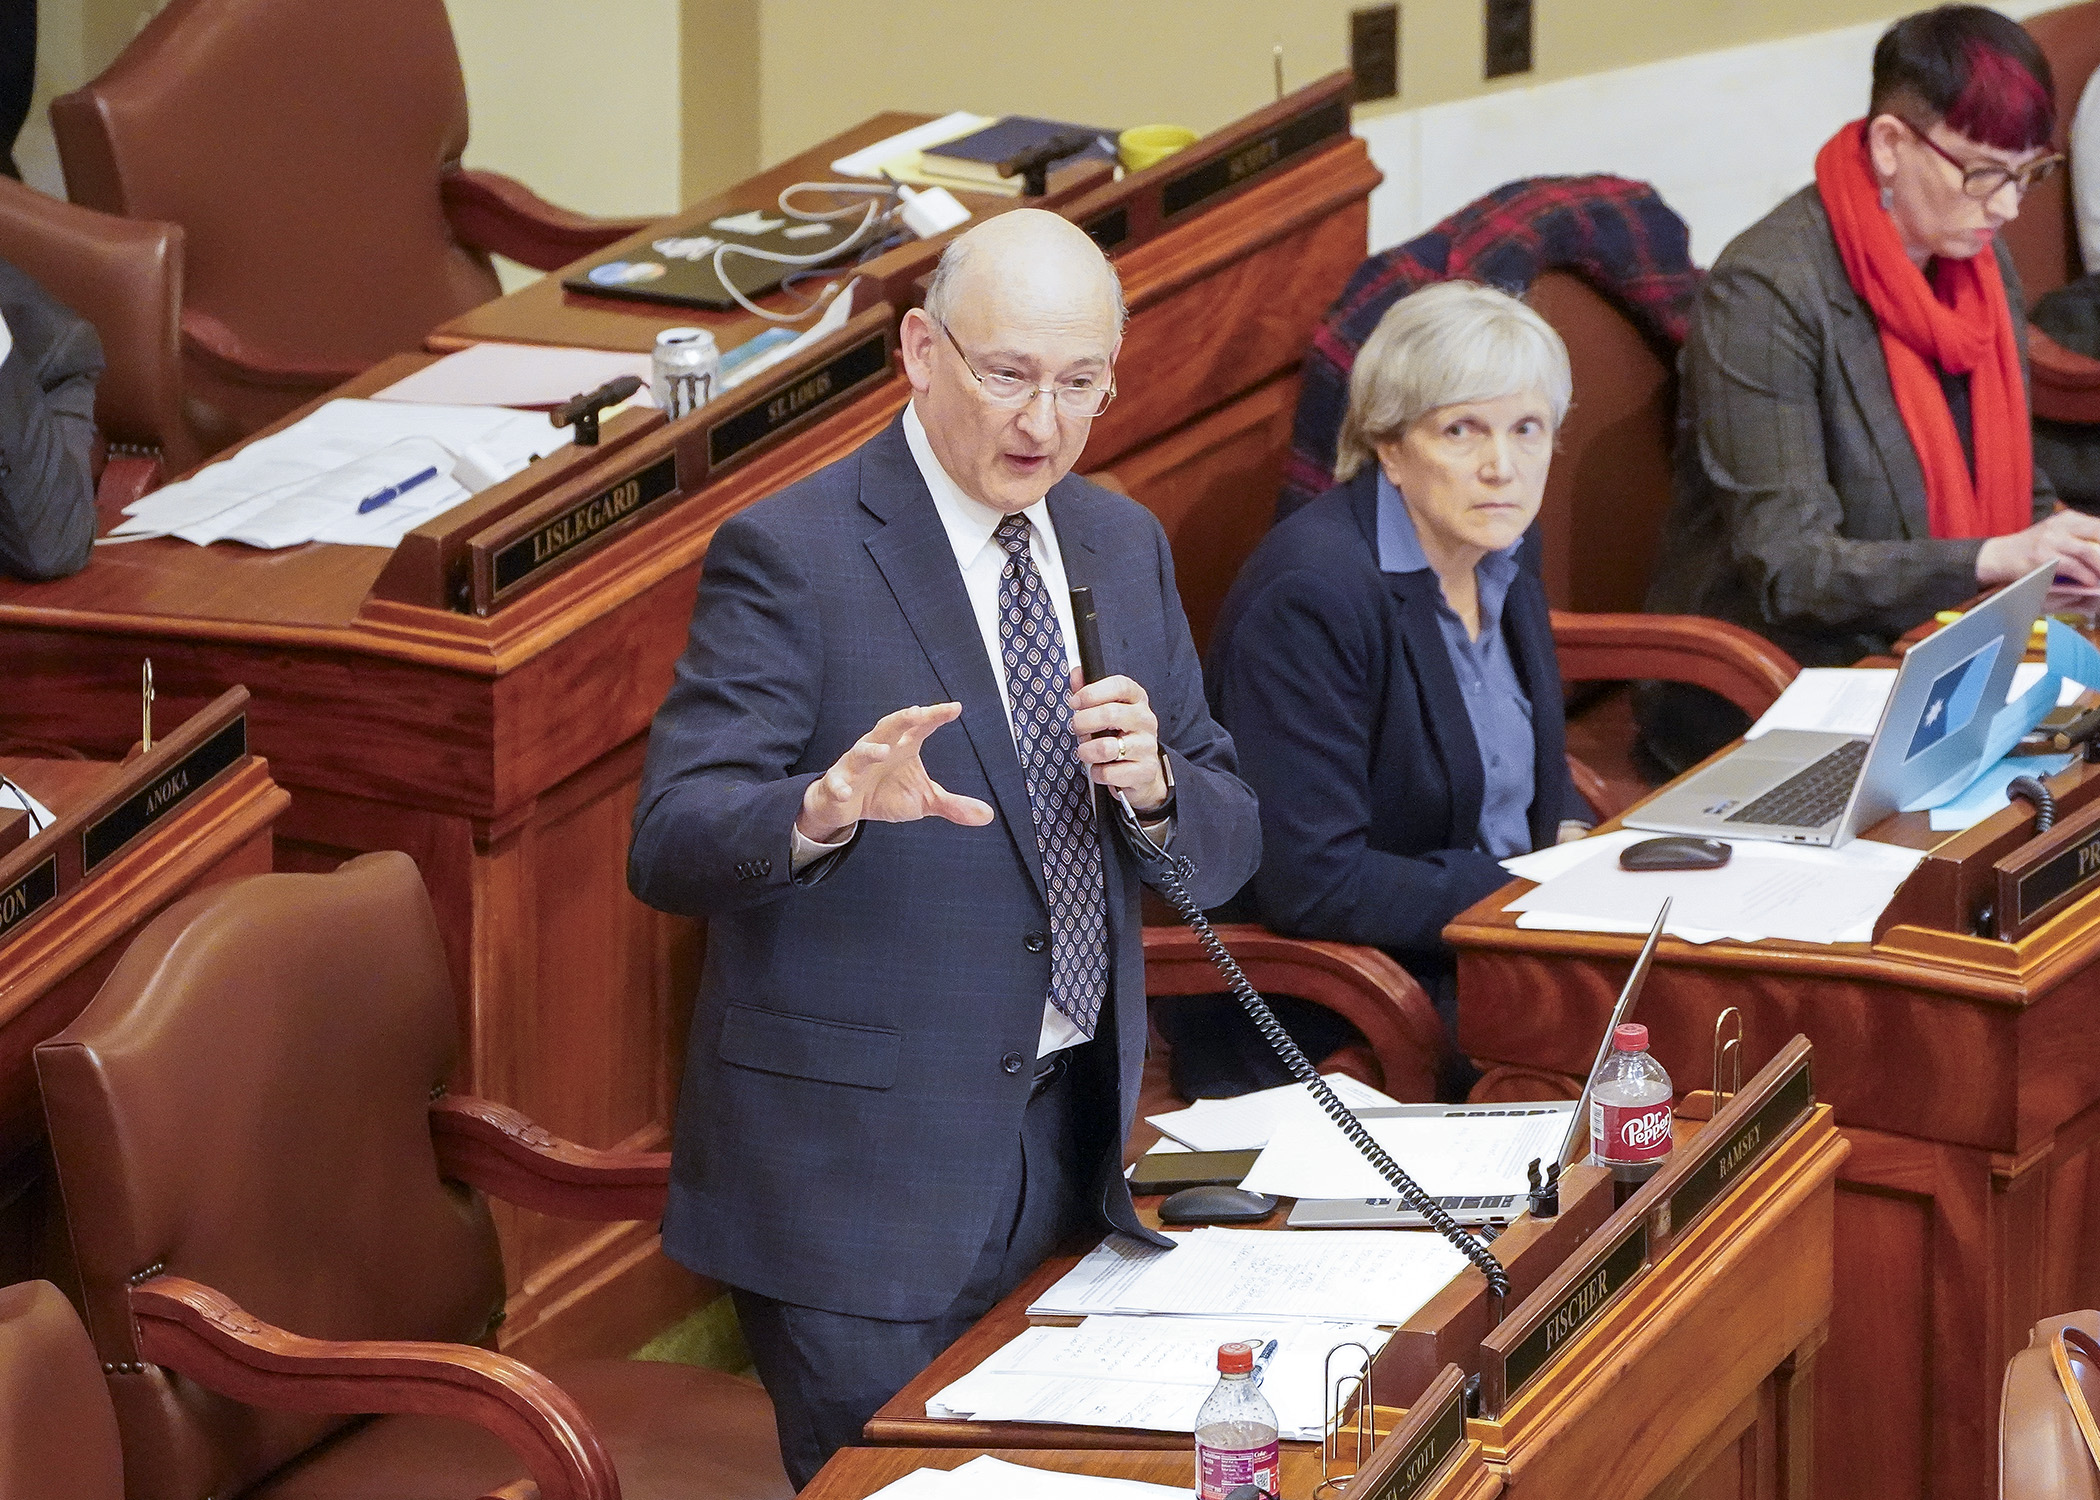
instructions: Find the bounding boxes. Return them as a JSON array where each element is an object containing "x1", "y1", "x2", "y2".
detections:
[
  {"x1": 0, "y1": 690, "x2": 250, "y2": 952},
  {"x1": 702, "y1": 311, "x2": 894, "y2": 477},
  {"x1": 1481, "y1": 1216, "x2": 1648, "y2": 1415},
  {"x1": 1997, "y1": 794, "x2": 2100, "y2": 939},
  {"x1": 1065, "y1": 72, "x2": 1354, "y2": 257},
  {"x1": 1654, "y1": 1042, "x2": 1814, "y2": 1248},
  {"x1": 483, "y1": 453, "x2": 679, "y2": 607},
  {"x1": 1347, "y1": 1366, "x2": 1469, "y2": 1500}
]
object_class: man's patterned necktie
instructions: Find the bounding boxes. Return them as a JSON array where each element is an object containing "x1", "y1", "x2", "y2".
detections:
[{"x1": 994, "y1": 513, "x2": 1107, "y2": 1038}]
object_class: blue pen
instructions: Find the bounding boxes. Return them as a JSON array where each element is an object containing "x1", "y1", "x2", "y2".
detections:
[
  {"x1": 1251, "y1": 1338, "x2": 1277, "y2": 1383},
  {"x1": 357, "y1": 465, "x2": 440, "y2": 514}
]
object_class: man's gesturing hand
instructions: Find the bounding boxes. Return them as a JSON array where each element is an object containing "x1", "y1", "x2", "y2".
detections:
[{"x1": 796, "y1": 703, "x2": 994, "y2": 844}]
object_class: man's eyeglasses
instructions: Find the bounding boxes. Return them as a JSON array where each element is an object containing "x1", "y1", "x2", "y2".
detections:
[
  {"x1": 1897, "y1": 115, "x2": 2064, "y2": 200},
  {"x1": 938, "y1": 321, "x2": 1116, "y2": 418}
]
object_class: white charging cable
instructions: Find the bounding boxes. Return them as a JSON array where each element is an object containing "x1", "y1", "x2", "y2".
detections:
[{"x1": 712, "y1": 183, "x2": 903, "y2": 322}]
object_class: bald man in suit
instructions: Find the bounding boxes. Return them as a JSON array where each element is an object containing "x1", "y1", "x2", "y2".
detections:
[{"x1": 629, "y1": 210, "x2": 1261, "y2": 1484}]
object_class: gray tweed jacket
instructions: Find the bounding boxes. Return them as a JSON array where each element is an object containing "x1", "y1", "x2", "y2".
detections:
[{"x1": 1646, "y1": 184, "x2": 2055, "y2": 669}]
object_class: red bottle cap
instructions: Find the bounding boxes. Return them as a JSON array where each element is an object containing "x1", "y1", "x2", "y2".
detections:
[
  {"x1": 1613, "y1": 1023, "x2": 1649, "y2": 1051},
  {"x1": 1217, "y1": 1341, "x2": 1255, "y2": 1374}
]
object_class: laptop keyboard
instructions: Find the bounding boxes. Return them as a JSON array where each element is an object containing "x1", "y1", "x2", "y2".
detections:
[{"x1": 1724, "y1": 739, "x2": 1870, "y2": 828}]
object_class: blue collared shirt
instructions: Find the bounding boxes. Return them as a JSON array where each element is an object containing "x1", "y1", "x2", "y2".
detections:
[{"x1": 1375, "y1": 471, "x2": 1537, "y2": 859}]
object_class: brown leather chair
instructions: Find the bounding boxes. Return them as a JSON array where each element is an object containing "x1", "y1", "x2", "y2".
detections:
[
  {"x1": 2008, "y1": 2, "x2": 2100, "y2": 421},
  {"x1": 0, "y1": 1279, "x2": 126, "y2": 1498},
  {"x1": 34, "y1": 852, "x2": 790, "y2": 1500},
  {"x1": 2003, "y1": 1311, "x2": 2100, "y2": 1498},
  {"x1": 50, "y1": 0, "x2": 652, "y2": 455},
  {"x1": 0, "y1": 177, "x2": 189, "y2": 518}
]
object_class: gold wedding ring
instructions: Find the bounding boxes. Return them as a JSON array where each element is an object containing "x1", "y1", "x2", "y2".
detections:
[{"x1": 1107, "y1": 735, "x2": 1126, "y2": 762}]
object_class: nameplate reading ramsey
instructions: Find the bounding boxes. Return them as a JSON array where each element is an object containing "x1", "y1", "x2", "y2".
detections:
[
  {"x1": 1664, "y1": 1056, "x2": 1814, "y2": 1237},
  {"x1": 706, "y1": 330, "x2": 890, "y2": 472},
  {"x1": 491, "y1": 453, "x2": 678, "y2": 597},
  {"x1": 1502, "y1": 1220, "x2": 1648, "y2": 1398},
  {"x1": 1159, "y1": 97, "x2": 1350, "y2": 220},
  {"x1": 82, "y1": 717, "x2": 247, "y2": 872},
  {"x1": 0, "y1": 855, "x2": 57, "y2": 946},
  {"x1": 1364, "y1": 1380, "x2": 1467, "y2": 1500}
]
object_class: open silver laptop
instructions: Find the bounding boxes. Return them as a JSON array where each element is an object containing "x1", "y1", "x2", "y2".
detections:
[
  {"x1": 1285, "y1": 1101, "x2": 1577, "y2": 1228},
  {"x1": 1626, "y1": 561, "x2": 2054, "y2": 848}
]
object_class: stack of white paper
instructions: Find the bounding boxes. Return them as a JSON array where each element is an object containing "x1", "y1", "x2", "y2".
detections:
[
  {"x1": 1146, "y1": 1074, "x2": 1399, "y2": 1152},
  {"x1": 927, "y1": 1315, "x2": 1388, "y2": 1441},
  {"x1": 1237, "y1": 1110, "x2": 1565, "y2": 1203},
  {"x1": 865, "y1": 1455, "x2": 1190, "y2": 1500},
  {"x1": 113, "y1": 400, "x2": 573, "y2": 549},
  {"x1": 1499, "y1": 829, "x2": 1927, "y2": 945},
  {"x1": 1031, "y1": 1228, "x2": 1466, "y2": 1326}
]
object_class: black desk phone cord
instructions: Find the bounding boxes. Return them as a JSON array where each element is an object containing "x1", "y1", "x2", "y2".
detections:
[{"x1": 1069, "y1": 587, "x2": 1511, "y2": 1309}]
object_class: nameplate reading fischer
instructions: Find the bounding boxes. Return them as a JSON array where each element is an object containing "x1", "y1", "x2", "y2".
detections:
[
  {"x1": 707, "y1": 329, "x2": 890, "y2": 472},
  {"x1": 491, "y1": 453, "x2": 678, "y2": 597},
  {"x1": 1159, "y1": 96, "x2": 1350, "y2": 219},
  {"x1": 1363, "y1": 1380, "x2": 1466, "y2": 1500},
  {"x1": 0, "y1": 855, "x2": 57, "y2": 946},
  {"x1": 1502, "y1": 1220, "x2": 1648, "y2": 1398},
  {"x1": 82, "y1": 717, "x2": 247, "y2": 871}
]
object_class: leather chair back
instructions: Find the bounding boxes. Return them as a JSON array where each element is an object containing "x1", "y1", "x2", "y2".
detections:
[
  {"x1": 2009, "y1": 0, "x2": 2100, "y2": 301},
  {"x1": 50, "y1": 0, "x2": 502, "y2": 438},
  {"x1": 0, "y1": 1280, "x2": 125, "y2": 1498},
  {"x1": 0, "y1": 178, "x2": 195, "y2": 474},
  {"x1": 35, "y1": 852, "x2": 507, "y2": 1500},
  {"x1": 2003, "y1": 1311, "x2": 2100, "y2": 1498}
]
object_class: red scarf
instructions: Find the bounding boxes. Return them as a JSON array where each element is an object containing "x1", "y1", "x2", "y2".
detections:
[{"x1": 1814, "y1": 120, "x2": 2032, "y2": 539}]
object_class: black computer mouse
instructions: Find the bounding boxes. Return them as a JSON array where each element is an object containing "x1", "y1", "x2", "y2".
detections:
[
  {"x1": 1618, "y1": 835, "x2": 1733, "y2": 872},
  {"x1": 1158, "y1": 1184, "x2": 1280, "y2": 1224}
]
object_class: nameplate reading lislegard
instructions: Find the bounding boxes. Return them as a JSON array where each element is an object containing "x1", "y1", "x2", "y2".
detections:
[
  {"x1": 1502, "y1": 1218, "x2": 1648, "y2": 1398},
  {"x1": 1159, "y1": 96, "x2": 1351, "y2": 220},
  {"x1": 491, "y1": 452, "x2": 678, "y2": 598},
  {"x1": 1663, "y1": 1055, "x2": 1814, "y2": 1238},
  {"x1": 82, "y1": 717, "x2": 247, "y2": 872},
  {"x1": 0, "y1": 855, "x2": 57, "y2": 947},
  {"x1": 706, "y1": 328, "x2": 890, "y2": 473},
  {"x1": 1363, "y1": 1380, "x2": 1467, "y2": 1500}
]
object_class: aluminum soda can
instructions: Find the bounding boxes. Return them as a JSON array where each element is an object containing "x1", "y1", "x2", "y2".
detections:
[{"x1": 652, "y1": 327, "x2": 721, "y2": 419}]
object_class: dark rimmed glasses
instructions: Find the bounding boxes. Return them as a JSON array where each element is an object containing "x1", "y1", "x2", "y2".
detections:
[
  {"x1": 938, "y1": 320, "x2": 1117, "y2": 418},
  {"x1": 1897, "y1": 115, "x2": 2064, "y2": 200}
]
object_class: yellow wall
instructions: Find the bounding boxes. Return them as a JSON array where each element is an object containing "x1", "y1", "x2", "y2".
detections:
[{"x1": 745, "y1": 0, "x2": 1932, "y2": 169}]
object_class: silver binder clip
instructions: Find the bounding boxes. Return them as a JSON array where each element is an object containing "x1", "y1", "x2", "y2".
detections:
[
  {"x1": 1713, "y1": 1006, "x2": 1743, "y2": 1102},
  {"x1": 1317, "y1": 1341, "x2": 1375, "y2": 1498},
  {"x1": 141, "y1": 659, "x2": 155, "y2": 753}
]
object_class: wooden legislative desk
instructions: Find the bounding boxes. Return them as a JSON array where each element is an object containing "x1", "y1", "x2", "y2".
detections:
[
  {"x1": 0, "y1": 88, "x2": 1379, "y2": 1362},
  {"x1": 869, "y1": 1058, "x2": 1846, "y2": 1500},
  {"x1": 1448, "y1": 750, "x2": 2100, "y2": 1500},
  {"x1": 0, "y1": 692, "x2": 285, "y2": 1288},
  {"x1": 799, "y1": 1446, "x2": 1363, "y2": 1500}
]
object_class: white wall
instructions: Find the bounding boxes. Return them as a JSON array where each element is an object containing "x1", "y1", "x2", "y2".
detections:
[{"x1": 1356, "y1": 0, "x2": 2062, "y2": 265}]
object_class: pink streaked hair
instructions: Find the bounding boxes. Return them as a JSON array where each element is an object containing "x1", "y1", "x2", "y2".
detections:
[{"x1": 1941, "y1": 37, "x2": 2055, "y2": 150}]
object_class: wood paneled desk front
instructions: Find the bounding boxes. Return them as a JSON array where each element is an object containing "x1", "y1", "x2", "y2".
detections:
[
  {"x1": 1448, "y1": 756, "x2": 2100, "y2": 1500},
  {"x1": 0, "y1": 691, "x2": 285, "y2": 1287},
  {"x1": 0, "y1": 90, "x2": 1380, "y2": 1362}
]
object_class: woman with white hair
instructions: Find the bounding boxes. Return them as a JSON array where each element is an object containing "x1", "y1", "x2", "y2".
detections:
[{"x1": 1195, "y1": 280, "x2": 1591, "y2": 1097}]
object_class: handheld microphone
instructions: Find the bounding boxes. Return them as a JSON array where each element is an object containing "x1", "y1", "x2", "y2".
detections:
[{"x1": 1068, "y1": 587, "x2": 1512, "y2": 1307}]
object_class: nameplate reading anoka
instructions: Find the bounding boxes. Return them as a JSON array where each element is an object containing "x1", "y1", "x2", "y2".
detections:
[
  {"x1": 1361, "y1": 1379, "x2": 1466, "y2": 1500},
  {"x1": 705, "y1": 328, "x2": 890, "y2": 473},
  {"x1": 1501, "y1": 1218, "x2": 1648, "y2": 1399},
  {"x1": 1662, "y1": 1054, "x2": 1814, "y2": 1240},
  {"x1": 1159, "y1": 96, "x2": 1350, "y2": 219},
  {"x1": 0, "y1": 855, "x2": 57, "y2": 947},
  {"x1": 491, "y1": 453, "x2": 678, "y2": 598},
  {"x1": 82, "y1": 717, "x2": 247, "y2": 871}
]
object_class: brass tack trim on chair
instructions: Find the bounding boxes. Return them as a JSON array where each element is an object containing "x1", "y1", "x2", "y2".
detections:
[
  {"x1": 127, "y1": 1261, "x2": 167, "y2": 1285},
  {"x1": 428, "y1": 1081, "x2": 448, "y2": 1101}
]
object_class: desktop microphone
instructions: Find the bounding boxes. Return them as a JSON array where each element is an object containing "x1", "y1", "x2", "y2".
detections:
[{"x1": 1069, "y1": 587, "x2": 1512, "y2": 1308}]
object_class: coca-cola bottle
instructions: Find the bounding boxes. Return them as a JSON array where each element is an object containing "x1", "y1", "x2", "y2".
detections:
[
  {"x1": 1194, "y1": 1341, "x2": 1280, "y2": 1500},
  {"x1": 1589, "y1": 1023, "x2": 1673, "y2": 1190}
]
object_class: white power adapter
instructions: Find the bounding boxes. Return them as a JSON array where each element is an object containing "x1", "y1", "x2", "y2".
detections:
[{"x1": 897, "y1": 184, "x2": 971, "y2": 239}]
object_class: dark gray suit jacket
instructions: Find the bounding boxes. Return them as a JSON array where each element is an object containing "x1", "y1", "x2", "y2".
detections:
[
  {"x1": 630, "y1": 418, "x2": 1261, "y2": 1321},
  {"x1": 1647, "y1": 185, "x2": 2054, "y2": 668},
  {"x1": 0, "y1": 257, "x2": 100, "y2": 581}
]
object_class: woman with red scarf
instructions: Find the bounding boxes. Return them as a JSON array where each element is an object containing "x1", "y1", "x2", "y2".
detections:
[{"x1": 1640, "y1": 5, "x2": 2088, "y2": 773}]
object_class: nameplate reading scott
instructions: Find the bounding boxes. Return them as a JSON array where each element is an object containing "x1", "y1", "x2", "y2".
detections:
[
  {"x1": 1363, "y1": 1381, "x2": 1467, "y2": 1500},
  {"x1": 491, "y1": 453, "x2": 679, "y2": 597},
  {"x1": 1502, "y1": 1219, "x2": 1648, "y2": 1397},
  {"x1": 706, "y1": 330, "x2": 890, "y2": 472},
  {"x1": 0, "y1": 856, "x2": 57, "y2": 946},
  {"x1": 1663, "y1": 1056, "x2": 1814, "y2": 1237},
  {"x1": 1159, "y1": 97, "x2": 1351, "y2": 219},
  {"x1": 1082, "y1": 205, "x2": 1130, "y2": 252},
  {"x1": 82, "y1": 717, "x2": 247, "y2": 871}
]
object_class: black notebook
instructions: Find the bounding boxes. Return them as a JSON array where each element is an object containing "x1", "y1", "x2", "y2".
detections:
[{"x1": 922, "y1": 116, "x2": 1118, "y2": 186}]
